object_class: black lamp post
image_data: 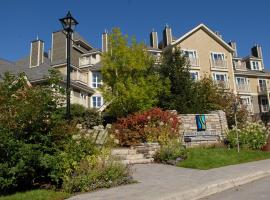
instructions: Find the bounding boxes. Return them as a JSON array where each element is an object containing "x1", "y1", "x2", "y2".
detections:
[{"x1": 59, "y1": 11, "x2": 78, "y2": 122}]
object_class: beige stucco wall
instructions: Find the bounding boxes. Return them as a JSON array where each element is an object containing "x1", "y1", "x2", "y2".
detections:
[{"x1": 176, "y1": 29, "x2": 235, "y2": 92}]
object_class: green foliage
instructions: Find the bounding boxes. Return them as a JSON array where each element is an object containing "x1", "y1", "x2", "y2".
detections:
[
  {"x1": 52, "y1": 104, "x2": 102, "y2": 128},
  {"x1": 177, "y1": 147, "x2": 270, "y2": 169},
  {"x1": 62, "y1": 149, "x2": 131, "y2": 193},
  {"x1": 154, "y1": 140, "x2": 187, "y2": 164},
  {"x1": 112, "y1": 108, "x2": 180, "y2": 146},
  {"x1": 101, "y1": 28, "x2": 169, "y2": 118},
  {"x1": 0, "y1": 72, "x2": 128, "y2": 195},
  {"x1": 0, "y1": 189, "x2": 69, "y2": 200},
  {"x1": 158, "y1": 48, "x2": 249, "y2": 125},
  {"x1": 0, "y1": 70, "x2": 68, "y2": 194},
  {"x1": 158, "y1": 47, "x2": 195, "y2": 113},
  {"x1": 226, "y1": 122, "x2": 269, "y2": 150}
]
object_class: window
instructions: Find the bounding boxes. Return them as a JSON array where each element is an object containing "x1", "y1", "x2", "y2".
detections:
[
  {"x1": 211, "y1": 52, "x2": 225, "y2": 60},
  {"x1": 92, "y1": 72, "x2": 102, "y2": 88},
  {"x1": 190, "y1": 71, "x2": 199, "y2": 80},
  {"x1": 251, "y1": 61, "x2": 259, "y2": 70},
  {"x1": 260, "y1": 96, "x2": 268, "y2": 112},
  {"x1": 184, "y1": 50, "x2": 197, "y2": 58},
  {"x1": 92, "y1": 96, "x2": 102, "y2": 108},
  {"x1": 213, "y1": 73, "x2": 227, "y2": 81},
  {"x1": 240, "y1": 96, "x2": 251, "y2": 105},
  {"x1": 236, "y1": 77, "x2": 247, "y2": 85}
]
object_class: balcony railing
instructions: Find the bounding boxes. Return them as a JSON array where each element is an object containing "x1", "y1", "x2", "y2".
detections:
[
  {"x1": 261, "y1": 104, "x2": 269, "y2": 112},
  {"x1": 188, "y1": 57, "x2": 200, "y2": 67},
  {"x1": 211, "y1": 59, "x2": 227, "y2": 69},
  {"x1": 234, "y1": 62, "x2": 246, "y2": 70},
  {"x1": 71, "y1": 72, "x2": 88, "y2": 84},
  {"x1": 236, "y1": 84, "x2": 250, "y2": 93},
  {"x1": 245, "y1": 104, "x2": 254, "y2": 113},
  {"x1": 214, "y1": 80, "x2": 229, "y2": 89},
  {"x1": 258, "y1": 85, "x2": 269, "y2": 93}
]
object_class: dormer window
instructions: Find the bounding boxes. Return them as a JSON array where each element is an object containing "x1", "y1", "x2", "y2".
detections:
[{"x1": 251, "y1": 61, "x2": 259, "y2": 70}]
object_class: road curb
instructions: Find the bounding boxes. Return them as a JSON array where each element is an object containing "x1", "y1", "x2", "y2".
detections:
[{"x1": 161, "y1": 170, "x2": 270, "y2": 200}]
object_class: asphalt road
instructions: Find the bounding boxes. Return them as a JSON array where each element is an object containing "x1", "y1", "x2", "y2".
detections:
[{"x1": 200, "y1": 176, "x2": 270, "y2": 200}]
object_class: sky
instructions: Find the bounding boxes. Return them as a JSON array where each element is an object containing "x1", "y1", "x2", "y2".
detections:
[{"x1": 0, "y1": 0, "x2": 270, "y2": 68}]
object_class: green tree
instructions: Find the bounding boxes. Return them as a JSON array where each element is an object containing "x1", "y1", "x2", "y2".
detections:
[
  {"x1": 158, "y1": 47, "x2": 196, "y2": 113},
  {"x1": 101, "y1": 28, "x2": 168, "y2": 117}
]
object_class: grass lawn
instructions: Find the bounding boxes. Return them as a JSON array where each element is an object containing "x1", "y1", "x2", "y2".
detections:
[
  {"x1": 177, "y1": 147, "x2": 270, "y2": 170},
  {"x1": 0, "y1": 190, "x2": 70, "y2": 200}
]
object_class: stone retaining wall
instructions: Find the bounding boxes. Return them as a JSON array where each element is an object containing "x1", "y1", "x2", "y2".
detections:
[{"x1": 178, "y1": 110, "x2": 228, "y2": 146}]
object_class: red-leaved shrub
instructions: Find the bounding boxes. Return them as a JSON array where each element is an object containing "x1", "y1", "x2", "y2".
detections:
[{"x1": 112, "y1": 108, "x2": 180, "y2": 146}]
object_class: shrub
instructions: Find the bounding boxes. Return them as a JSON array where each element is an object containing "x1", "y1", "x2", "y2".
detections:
[
  {"x1": 226, "y1": 122, "x2": 269, "y2": 150},
  {"x1": 82, "y1": 109, "x2": 103, "y2": 129},
  {"x1": 62, "y1": 155, "x2": 131, "y2": 193},
  {"x1": 154, "y1": 140, "x2": 187, "y2": 164},
  {"x1": 112, "y1": 108, "x2": 180, "y2": 146}
]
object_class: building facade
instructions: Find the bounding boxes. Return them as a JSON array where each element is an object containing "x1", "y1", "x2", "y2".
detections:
[
  {"x1": 0, "y1": 23, "x2": 269, "y2": 119},
  {"x1": 149, "y1": 23, "x2": 270, "y2": 119}
]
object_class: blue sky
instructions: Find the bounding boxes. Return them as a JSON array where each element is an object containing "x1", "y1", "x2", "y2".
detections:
[{"x1": 1, "y1": 0, "x2": 270, "y2": 68}]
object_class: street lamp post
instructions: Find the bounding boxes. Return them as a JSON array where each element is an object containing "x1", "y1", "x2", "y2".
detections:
[{"x1": 59, "y1": 11, "x2": 78, "y2": 122}]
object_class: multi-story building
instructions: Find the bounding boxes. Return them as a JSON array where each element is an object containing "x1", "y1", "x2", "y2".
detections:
[
  {"x1": 0, "y1": 23, "x2": 269, "y2": 119},
  {"x1": 0, "y1": 30, "x2": 105, "y2": 109},
  {"x1": 149, "y1": 23, "x2": 270, "y2": 119}
]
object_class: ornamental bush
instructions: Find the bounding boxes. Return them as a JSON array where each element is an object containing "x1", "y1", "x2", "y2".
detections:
[
  {"x1": 226, "y1": 122, "x2": 269, "y2": 150},
  {"x1": 112, "y1": 108, "x2": 180, "y2": 146},
  {"x1": 154, "y1": 140, "x2": 187, "y2": 164}
]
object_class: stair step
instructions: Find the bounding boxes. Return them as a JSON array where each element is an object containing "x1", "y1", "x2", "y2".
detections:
[
  {"x1": 111, "y1": 148, "x2": 137, "y2": 155},
  {"x1": 121, "y1": 158, "x2": 154, "y2": 165}
]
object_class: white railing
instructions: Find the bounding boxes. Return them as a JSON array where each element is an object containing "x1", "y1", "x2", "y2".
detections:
[
  {"x1": 71, "y1": 72, "x2": 88, "y2": 84},
  {"x1": 258, "y1": 85, "x2": 268, "y2": 93},
  {"x1": 261, "y1": 104, "x2": 269, "y2": 112},
  {"x1": 79, "y1": 57, "x2": 91, "y2": 66},
  {"x1": 236, "y1": 84, "x2": 250, "y2": 93},
  {"x1": 211, "y1": 59, "x2": 227, "y2": 69},
  {"x1": 234, "y1": 62, "x2": 246, "y2": 70},
  {"x1": 214, "y1": 80, "x2": 230, "y2": 89},
  {"x1": 188, "y1": 57, "x2": 200, "y2": 67},
  {"x1": 245, "y1": 104, "x2": 254, "y2": 113}
]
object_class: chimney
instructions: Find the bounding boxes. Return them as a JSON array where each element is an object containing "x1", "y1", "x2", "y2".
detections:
[
  {"x1": 215, "y1": 31, "x2": 222, "y2": 39},
  {"x1": 163, "y1": 24, "x2": 172, "y2": 47},
  {"x1": 228, "y1": 41, "x2": 238, "y2": 57},
  {"x1": 251, "y1": 44, "x2": 263, "y2": 59},
  {"x1": 150, "y1": 29, "x2": 158, "y2": 49},
  {"x1": 102, "y1": 30, "x2": 108, "y2": 52},
  {"x1": 30, "y1": 39, "x2": 44, "y2": 68}
]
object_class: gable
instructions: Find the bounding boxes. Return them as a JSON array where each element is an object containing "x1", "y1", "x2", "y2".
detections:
[{"x1": 169, "y1": 24, "x2": 234, "y2": 53}]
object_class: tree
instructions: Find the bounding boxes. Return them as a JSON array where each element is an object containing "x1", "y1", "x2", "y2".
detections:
[
  {"x1": 158, "y1": 47, "x2": 249, "y2": 126},
  {"x1": 101, "y1": 28, "x2": 168, "y2": 118},
  {"x1": 158, "y1": 47, "x2": 197, "y2": 113}
]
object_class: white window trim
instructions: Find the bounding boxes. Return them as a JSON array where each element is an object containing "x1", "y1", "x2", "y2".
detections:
[
  {"x1": 182, "y1": 49, "x2": 198, "y2": 58},
  {"x1": 251, "y1": 60, "x2": 260, "y2": 70},
  {"x1": 92, "y1": 72, "x2": 102, "y2": 88},
  {"x1": 91, "y1": 95, "x2": 103, "y2": 108},
  {"x1": 212, "y1": 72, "x2": 228, "y2": 81},
  {"x1": 211, "y1": 52, "x2": 225, "y2": 60},
  {"x1": 235, "y1": 77, "x2": 247, "y2": 85},
  {"x1": 190, "y1": 70, "x2": 200, "y2": 80}
]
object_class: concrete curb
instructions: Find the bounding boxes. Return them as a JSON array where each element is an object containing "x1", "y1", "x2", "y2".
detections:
[{"x1": 161, "y1": 170, "x2": 270, "y2": 200}]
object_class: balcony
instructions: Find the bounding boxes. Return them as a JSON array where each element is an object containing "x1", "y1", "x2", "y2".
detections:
[
  {"x1": 188, "y1": 57, "x2": 200, "y2": 67},
  {"x1": 245, "y1": 104, "x2": 254, "y2": 113},
  {"x1": 211, "y1": 59, "x2": 227, "y2": 69},
  {"x1": 71, "y1": 72, "x2": 88, "y2": 85},
  {"x1": 234, "y1": 61, "x2": 246, "y2": 70},
  {"x1": 257, "y1": 85, "x2": 269, "y2": 94},
  {"x1": 261, "y1": 104, "x2": 269, "y2": 113},
  {"x1": 236, "y1": 84, "x2": 250, "y2": 93},
  {"x1": 214, "y1": 80, "x2": 230, "y2": 89}
]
